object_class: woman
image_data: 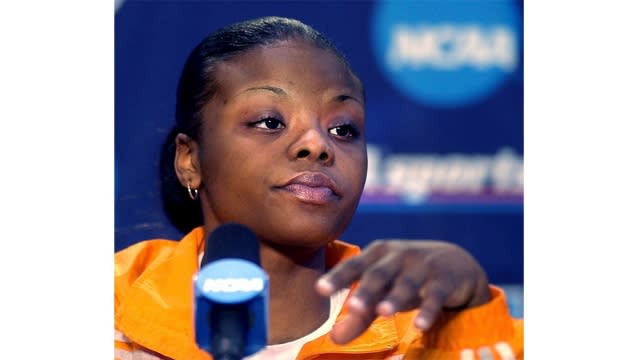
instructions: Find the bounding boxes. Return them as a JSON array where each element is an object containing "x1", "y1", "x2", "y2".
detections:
[{"x1": 115, "y1": 16, "x2": 523, "y2": 360}]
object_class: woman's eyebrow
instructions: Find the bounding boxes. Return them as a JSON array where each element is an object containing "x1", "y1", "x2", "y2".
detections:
[
  {"x1": 232, "y1": 85, "x2": 363, "y2": 105},
  {"x1": 237, "y1": 85, "x2": 288, "y2": 97},
  {"x1": 334, "y1": 93, "x2": 363, "y2": 105}
]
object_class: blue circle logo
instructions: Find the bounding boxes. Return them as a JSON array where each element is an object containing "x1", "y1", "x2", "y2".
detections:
[{"x1": 371, "y1": 0, "x2": 521, "y2": 107}]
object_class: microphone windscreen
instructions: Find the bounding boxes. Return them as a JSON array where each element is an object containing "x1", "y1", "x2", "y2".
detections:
[{"x1": 203, "y1": 223, "x2": 260, "y2": 266}]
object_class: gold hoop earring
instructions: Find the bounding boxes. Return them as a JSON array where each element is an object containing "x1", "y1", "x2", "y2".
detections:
[{"x1": 187, "y1": 183, "x2": 199, "y2": 200}]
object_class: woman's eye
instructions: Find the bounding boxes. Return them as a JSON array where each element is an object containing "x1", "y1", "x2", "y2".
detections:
[
  {"x1": 253, "y1": 117, "x2": 284, "y2": 130},
  {"x1": 329, "y1": 124, "x2": 359, "y2": 138}
]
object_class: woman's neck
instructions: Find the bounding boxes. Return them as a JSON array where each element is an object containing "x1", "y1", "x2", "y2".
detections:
[{"x1": 259, "y1": 243, "x2": 330, "y2": 345}]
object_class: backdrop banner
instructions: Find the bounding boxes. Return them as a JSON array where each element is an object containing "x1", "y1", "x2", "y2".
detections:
[{"x1": 115, "y1": 0, "x2": 524, "y2": 286}]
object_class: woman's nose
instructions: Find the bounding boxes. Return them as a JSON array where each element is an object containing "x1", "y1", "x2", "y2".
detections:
[{"x1": 287, "y1": 125, "x2": 335, "y2": 166}]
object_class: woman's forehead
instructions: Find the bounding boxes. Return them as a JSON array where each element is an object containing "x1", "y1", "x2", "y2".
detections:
[{"x1": 211, "y1": 41, "x2": 363, "y2": 99}]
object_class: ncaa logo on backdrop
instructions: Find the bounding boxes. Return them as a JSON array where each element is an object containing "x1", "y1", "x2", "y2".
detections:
[{"x1": 371, "y1": 0, "x2": 521, "y2": 107}]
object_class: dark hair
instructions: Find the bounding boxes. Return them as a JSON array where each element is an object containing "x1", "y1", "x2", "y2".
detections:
[{"x1": 160, "y1": 16, "x2": 359, "y2": 234}]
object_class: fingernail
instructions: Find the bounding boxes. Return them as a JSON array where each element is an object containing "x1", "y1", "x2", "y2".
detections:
[
  {"x1": 348, "y1": 296, "x2": 366, "y2": 313},
  {"x1": 414, "y1": 316, "x2": 431, "y2": 330},
  {"x1": 377, "y1": 301, "x2": 395, "y2": 316},
  {"x1": 316, "y1": 277, "x2": 335, "y2": 294}
]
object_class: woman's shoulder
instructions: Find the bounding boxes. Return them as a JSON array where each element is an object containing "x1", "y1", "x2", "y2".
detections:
[
  {"x1": 115, "y1": 239, "x2": 180, "y2": 285},
  {"x1": 115, "y1": 227, "x2": 205, "y2": 292}
]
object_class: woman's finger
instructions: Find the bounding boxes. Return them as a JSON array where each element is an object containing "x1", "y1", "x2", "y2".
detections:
[
  {"x1": 329, "y1": 309, "x2": 378, "y2": 345},
  {"x1": 346, "y1": 252, "x2": 403, "y2": 315},
  {"x1": 376, "y1": 272, "x2": 426, "y2": 316},
  {"x1": 414, "y1": 280, "x2": 452, "y2": 331},
  {"x1": 316, "y1": 241, "x2": 389, "y2": 296}
]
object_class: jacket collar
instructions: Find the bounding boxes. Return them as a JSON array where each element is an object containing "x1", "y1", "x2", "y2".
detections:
[{"x1": 115, "y1": 227, "x2": 209, "y2": 359}]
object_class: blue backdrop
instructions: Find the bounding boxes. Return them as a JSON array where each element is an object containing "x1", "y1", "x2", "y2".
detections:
[{"x1": 115, "y1": 0, "x2": 524, "y2": 288}]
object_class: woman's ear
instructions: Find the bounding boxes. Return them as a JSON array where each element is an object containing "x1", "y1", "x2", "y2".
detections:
[{"x1": 174, "y1": 133, "x2": 202, "y2": 189}]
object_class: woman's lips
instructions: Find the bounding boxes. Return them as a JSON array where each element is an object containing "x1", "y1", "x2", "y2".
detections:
[
  {"x1": 277, "y1": 172, "x2": 340, "y2": 205},
  {"x1": 280, "y1": 183, "x2": 336, "y2": 204}
]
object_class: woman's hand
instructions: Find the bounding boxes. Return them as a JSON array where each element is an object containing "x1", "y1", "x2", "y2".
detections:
[{"x1": 315, "y1": 240, "x2": 491, "y2": 344}]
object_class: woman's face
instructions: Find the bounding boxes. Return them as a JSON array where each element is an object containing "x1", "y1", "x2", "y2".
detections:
[{"x1": 192, "y1": 40, "x2": 367, "y2": 248}]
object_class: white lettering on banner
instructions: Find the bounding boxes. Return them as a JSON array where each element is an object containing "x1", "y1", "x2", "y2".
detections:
[
  {"x1": 364, "y1": 145, "x2": 523, "y2": 202},
  {"x1": 387, "y1": 24, "x2": 516, "y2": 71},
  {"x1": 203, "y1": 278, "x2": 264, "y2": 293}
]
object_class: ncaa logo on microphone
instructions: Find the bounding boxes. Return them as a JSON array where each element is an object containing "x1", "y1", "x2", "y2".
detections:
[
  {"x1": 202, "y1": 277, "x2": 265, "y2": 293},
  {"x1": 371, "y1": 0, "x2": 522, "y2": 107},
  {"x1": 195, "y1": 259, "x2": 268, "y2": 304}
]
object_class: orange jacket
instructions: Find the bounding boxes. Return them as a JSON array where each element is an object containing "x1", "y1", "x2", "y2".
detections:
[{"x1": 115, "y1": 227, "x2": 523, "y2": 359}]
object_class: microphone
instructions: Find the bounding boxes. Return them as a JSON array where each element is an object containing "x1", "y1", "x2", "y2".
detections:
[{"x1": 194, "y1": 223, "x2": 269, "y2": 360}]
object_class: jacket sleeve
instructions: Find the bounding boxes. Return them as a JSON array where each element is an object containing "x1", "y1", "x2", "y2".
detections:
[{"x1": 416, "y1": 285, "x2": 524, "y2": 359}]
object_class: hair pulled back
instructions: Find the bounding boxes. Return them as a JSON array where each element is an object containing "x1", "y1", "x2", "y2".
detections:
[{"x1": 160, "y1": 16, "x2": 356, "y2": 234}]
